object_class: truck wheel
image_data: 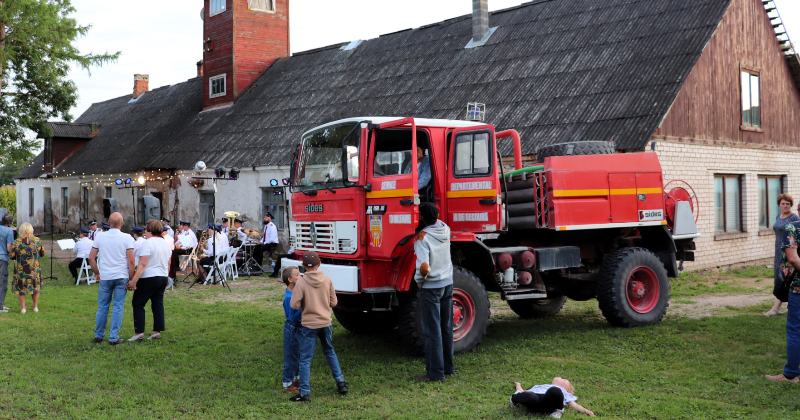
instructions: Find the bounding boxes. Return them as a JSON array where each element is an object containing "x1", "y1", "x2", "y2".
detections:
[
  {"x1": 535, "y1": 141, "x2": 615, "y2": 163},
  {"x1": 507, "y1": 295, "x2": 566, "y2": 319},
  {"x1": 333, "y1": 308, "x2": 399, "y2": 334},
  {"x1": 597, "y1": 248, "x2": 670, "y2": 327},
  {"x1": 399, "y1": 266, "x2": 490, "y2": 355}
]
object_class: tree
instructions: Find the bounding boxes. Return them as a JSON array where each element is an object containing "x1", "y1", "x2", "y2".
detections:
[{"x1": 0, "y1": 0, "x2": 119, "y2": 155}]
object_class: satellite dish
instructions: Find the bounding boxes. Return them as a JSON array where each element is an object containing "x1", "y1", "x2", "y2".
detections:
[
  {"x1": 200, "y1": 7, "x2": 204, "y2": 20},
  {"x1": 194, "y1": 161, "x2": 206, "y2": 171}
]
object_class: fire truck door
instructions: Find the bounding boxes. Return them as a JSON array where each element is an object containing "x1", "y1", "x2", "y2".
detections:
[
  {"x1": 365, "y1": 127, "x2": 419, "y2": 260},
  {"x1": 608, "y1": 173, "x2": 638, "y2": 223},
  {"x1": 446, "y1": 126, "x2": 501, "y2": 232}
]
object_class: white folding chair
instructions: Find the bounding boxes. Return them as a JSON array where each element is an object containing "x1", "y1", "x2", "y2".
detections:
[
  {"x1": 76, "y1": 257, "x2": 95, "y2": 285},
  {"x1": 202, "y1": 253, "x2": 227, "y2": 285},
  {"x1": 226, "y1": 246, "x2": 240, "y2": 281}
]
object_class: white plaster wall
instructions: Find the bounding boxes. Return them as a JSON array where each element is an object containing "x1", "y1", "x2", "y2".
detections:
[{"x1": 656, "y1": 141, "x2": 798, "y2": 270}]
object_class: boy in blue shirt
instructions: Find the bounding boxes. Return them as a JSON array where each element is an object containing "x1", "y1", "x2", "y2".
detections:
[{"x1": 282, "y1": 266, "x2": 302, "y2": 393}]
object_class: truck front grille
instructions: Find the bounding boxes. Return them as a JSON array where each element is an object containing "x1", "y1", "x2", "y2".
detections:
[{"x1": 294, "y1": 222, "x2": 336, "y2": 253}]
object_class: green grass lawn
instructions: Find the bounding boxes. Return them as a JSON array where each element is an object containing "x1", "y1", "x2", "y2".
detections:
[{"x1": 0, "y1": 260, "x2": 798, "y2": 419}]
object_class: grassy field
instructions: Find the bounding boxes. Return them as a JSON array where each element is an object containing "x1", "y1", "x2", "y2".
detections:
[{"x1": 0, "y1": 259, "x2": 797, "y2": 419}]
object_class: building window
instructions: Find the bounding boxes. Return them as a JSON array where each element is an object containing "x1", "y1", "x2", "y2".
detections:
[
  {"x1": 210, "y1": 0, "x2": 226, "y2": 16},
  {"x1": 105, "y1": 186, "x2": 112, "y2": 198},
  {"x1": 82, "y1": 187, "x2": 89, "y2": 219},
  {"x1": 209, "y1": 74, "x2": 226, "y2": 98},
  {"x1": 28, "y1": 188, "x2": 34, "y2": 217},
  {"x1": 714, "y1": 175, "x2": 742, "y2": 232},
  {"x1": 759, "y1": 176, "x2": 784, "y2": 228},
  {"x1": 199, "y1": 192, "x2": 215, "y2": 225},
  {"x1": 44, "y1": 139, "x2": 53, "y2": 166},
  {"x1": 742, "y1": 71, "x2": 760, "y2": 128},
  {"x1": 262, "y1": 187, "x2": 285, "y2": 229},
  {"x1": 454, "y1": 132, "x2": 491, "y2": 176},
  {"x1": 248, "y1": 0, "x2": 275, "y2": 12},
  {"x1": 61, "y1": 187, "x2": 69, "y2": 217}
]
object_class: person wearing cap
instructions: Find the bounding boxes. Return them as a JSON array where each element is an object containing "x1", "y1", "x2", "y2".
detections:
[
  {"x1": 289, "y1": 251, "x2": 347, "y2": 402},
  {"x1": 68, "y1": 227, "x2": 94, "y2": 281},
  {"x1": 197, "y1": 224, "x2": 228, "y2": 283},
  {"x1": 0, "y1": 213, "x2": 14, "y2": 313},
  {"x1": 88, "y1": 221, "x2": 98, "y2": 241},
  {"x1": 160, "y1": 223, "x2": 175, "y2": 281},
  {"x1": 131, "y1": 227, "x2": 146, "y2": 267},
  {"x1": 414, "y1": 202, "x2": 455, "y2": 382},
  {"x1": 161, "y1": 218, "x2": 175, "y2": 239},
  {"x1": 233, "y1": 218, "x2": 248, "y2": 245},
  {"x1": 171, "y1": 221, "x2": 197, "y2": 278},
  {"x1": 254, "y1": 212, "x2": 279, "y2": 275},
  {"x1": 218, "y1": 223, "x2": 230, "y2": 250},
  {"x1": 221, "y1": 218, "x2": 230, "y2": 236}
]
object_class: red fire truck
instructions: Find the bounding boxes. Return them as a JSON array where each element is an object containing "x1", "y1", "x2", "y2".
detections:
[{"x1": 283, "y1": 117, "x2": 699, "y2": 354}]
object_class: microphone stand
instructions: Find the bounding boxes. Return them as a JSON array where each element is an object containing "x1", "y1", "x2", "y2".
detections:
[{"x1": 42, "y1": 218, "x2": 70, "y2": 281}]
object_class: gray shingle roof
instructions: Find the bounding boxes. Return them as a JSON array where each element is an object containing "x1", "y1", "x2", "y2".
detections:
[
  {"x1": 42, "y1": 122, "x2": 97, "y2": 139},
  {"x1": 18, "y1": 0, "x2": 733, "y2": 179}
]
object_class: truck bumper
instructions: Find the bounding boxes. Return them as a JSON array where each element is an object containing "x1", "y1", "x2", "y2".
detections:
[{"x1": 281, "y1": 258, "x2": 359, "y2": 292}]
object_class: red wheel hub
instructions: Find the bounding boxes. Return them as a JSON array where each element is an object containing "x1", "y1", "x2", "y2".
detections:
[
  {"x1": 452, "y1": 288, "x2": 475, "y2": 341},
  {"x1": 626, "y1": 267, "x2": 659, "y2": 313}
]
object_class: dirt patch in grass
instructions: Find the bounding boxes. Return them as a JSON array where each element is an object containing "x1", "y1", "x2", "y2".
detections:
[
  {"x1": 668, "y1": 294, "x2": 774, "y2": 318},
  {"x1": 182, "y1": 278, "x2": 286, "y2": 304}
]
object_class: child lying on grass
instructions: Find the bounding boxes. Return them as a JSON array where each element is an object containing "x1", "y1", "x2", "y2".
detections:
[{"x1": 510, "y1": 377, "x2": 595, "y2": 418}]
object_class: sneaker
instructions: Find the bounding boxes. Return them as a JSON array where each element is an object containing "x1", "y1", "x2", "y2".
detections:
[
  {"x1": 147, "y1": 333, "x2": 161, "y2": 340},
  {"x1": 20, "y1": 308, "x2": 26, "y2": 314},
  {"x1": 2, "y1": 306, "x2": 8, "y2": 310},
  {"x1": 416, "y1": 375, "x2": 445, "y2": 383},
  {"x1": 33, "y1": 307, "x2": 38, "y2": 313},
  {"x1": 0, "y1": 309, "x2": 8, "y2": 313},
  {"x1": 109, "y1": 339, "x2": 125, "y2": 346},
  {"x1": 765, "y1": 373, "x2": 799, "y2": 384},
  {"x1": 92, "y1": 337, "x2": 103, "y2": 343},
  {"x1": 336, "y1": 381, "x2": 349, "y2": 395},
  {"x1": 283, "y1": 385, "x2": 299, "y2": 394},
  {"x1": 128, "y1": 333, "x2": 145, "y2": 342},
  {"x1": 289, "y1": 394, "x2": 310, "y2": 403}
]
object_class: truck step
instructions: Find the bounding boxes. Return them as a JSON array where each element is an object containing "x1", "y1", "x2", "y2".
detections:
[{"x1": 363, "y1": 287, "x2": 397, "y2": 293}]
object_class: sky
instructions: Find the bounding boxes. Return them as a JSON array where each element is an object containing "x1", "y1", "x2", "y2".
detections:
[{"x1": 63, "y1": 0, "x2": 800, "y2": 121}]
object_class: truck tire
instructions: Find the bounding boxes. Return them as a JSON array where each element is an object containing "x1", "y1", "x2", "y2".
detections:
[
  {"x1": 536, "y1": 141, "x2": 615, "y2": 163},
  {"x1": 398, "y1": 266, "x2": 490, "y2": 355},
  {"x1": 597, "y1": 247, "x2": 670, "y2": 327},
  {"x1": 507, "y1": 296, "x2": 566, "y2": 319},
  {"x1": 333, "y1": 308, "x2": 399, "y2": 334}
]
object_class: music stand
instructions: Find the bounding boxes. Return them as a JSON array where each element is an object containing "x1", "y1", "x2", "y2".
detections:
[{"x1": 177, "y1": 242, "x2": 199, "y2": 285}]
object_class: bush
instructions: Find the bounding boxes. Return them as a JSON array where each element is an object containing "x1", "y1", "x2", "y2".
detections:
[{"x1": 0, "y1": 186, "x2": 17, "y2": 218}]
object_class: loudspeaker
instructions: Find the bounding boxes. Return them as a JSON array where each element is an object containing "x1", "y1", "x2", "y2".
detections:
[
  {"x1": 143, "y1": 196, "x2": 160, "y2": 220},
  {"x1": 103, "y1": 198, "x2": 118, "y2": 219}
]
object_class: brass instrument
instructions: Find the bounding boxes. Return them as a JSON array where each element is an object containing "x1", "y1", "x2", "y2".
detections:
[{"x1": 196, "y1": 230, "x2": 209, "y2": 259}]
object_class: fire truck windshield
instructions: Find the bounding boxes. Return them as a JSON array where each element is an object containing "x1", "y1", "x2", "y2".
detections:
[{"x1": 294, "y1": 122, "x2": 360, "y2": 192}]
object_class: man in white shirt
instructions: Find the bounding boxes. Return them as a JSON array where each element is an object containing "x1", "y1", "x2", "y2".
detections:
[
  {"x1": 170, "y1": 221, "x2": 197, "y2": 278},
  {"x1": 132, "y1": 226, "x2": 146, "y2": 267},
  {"x1": 221, "y1": 218, "x2": 230, "y2": 236},
  {"x1": 68, "y1": 227, "x2": 94, "y2": 281},
  {"x1": 234, "y1": 218, "x2": 248, "y2": 244},
  {"x1": 89, "y1": 212, "x2": 135, "y2": 346},
  {"x1": 162, "y1": 218, "x2": 175, "y2": 239},
  {"x1": 88, "y1": 221, "x2": 98, "y2": 241},
  {"x1": 253, "y1": 212, "x2": 279, "y2": 274}
]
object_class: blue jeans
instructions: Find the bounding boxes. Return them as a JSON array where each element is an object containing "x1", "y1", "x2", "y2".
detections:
[
  {"x1": 95, "y1": 279, "x2": 128, "y2": 342},
  {"x1": 420, "y1": 285, "x2": 455, "y2": 380},
  {"x1": 785, "y1": 292, "x2": 800, "y2": 378},
  {"x1": 297, "y1": 325, "x2": 345, "y2": 396},
  {"x1": 282, "y1": 321, "x2": 300, "y2": 387}
]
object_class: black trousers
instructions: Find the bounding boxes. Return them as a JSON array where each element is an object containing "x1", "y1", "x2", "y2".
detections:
[
  {"x1": 68, "y1": 258, "x2": 86, "y2": 279},
  {"x1": 170, "y1": 248, "x2": 191, "y2": 277},
  {"x1": 511, "y1": 388, "x2": 564, "y2": 413},
  {"x1": 132, "y1": 276, "x2": 168, "y2": 334},
  {"x1": 253, "y1": 243, "x2": 277, "y2": 267}
]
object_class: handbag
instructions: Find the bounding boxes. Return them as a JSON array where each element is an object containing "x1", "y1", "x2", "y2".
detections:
[{"x1": 777, "y1": 270, "x2": 797, "y2": 303}]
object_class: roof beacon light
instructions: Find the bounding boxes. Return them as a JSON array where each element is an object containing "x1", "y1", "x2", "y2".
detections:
[
  {"x1": 215, "y1": 167, "x2": 226, "y2": 178},
  {"x1": 114, "y1": 179, "x2": 123, "y2": 185},
  {"x1": 229, "y1": 167, "x2": 240, "y2": 180},
  {"x1": 466, "y1": 102, "x2": 485, "y2": 122}
]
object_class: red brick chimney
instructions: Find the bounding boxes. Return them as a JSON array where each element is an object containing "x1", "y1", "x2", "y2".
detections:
[
  {"x1": 201, "y1": 0, "x2": 290, "y2": 110},
  {"x1": 133, "y1": 74, "x2": 149, "y2": 99},
  {"x1": 197, "y1": 60, "x2": 204, "y2": 77}
]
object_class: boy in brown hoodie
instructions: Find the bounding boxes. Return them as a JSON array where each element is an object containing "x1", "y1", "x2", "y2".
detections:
[{"x1": 288, "y1": 251, "x2": 348, "y2": 402}]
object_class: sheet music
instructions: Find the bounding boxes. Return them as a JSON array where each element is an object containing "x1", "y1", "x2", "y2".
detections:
[{"x1": 57, "y1": 239, "x2": 76, "y2": 250}]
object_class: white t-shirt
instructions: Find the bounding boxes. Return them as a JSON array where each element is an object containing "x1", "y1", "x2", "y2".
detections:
[
  {"x1": 139, "y1": 237, "x2": 173, "y2": 278},
  {"x1": 133, "y1": 237, "x2": 146, "y2": 266},
  {"x1": 73, "y1": 237, "x2": 94, "y2": 258},
  {"x1": 92, "y1": 229, "x2": 134, "y2": 280},
  {"x1": 162, "y1": 234, "x2": 174, "y2": 250}
]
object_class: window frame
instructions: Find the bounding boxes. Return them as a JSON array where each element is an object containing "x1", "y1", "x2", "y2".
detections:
[
  {"x1": 199, "y1": 191, "x2": 215, "y2": 225},
  {"x1": 758, "y1": 175, "x2": 785, "y2": 229},
  {"x1": 44, "y1": 138, "x2": 53, "y2": 166},
  {"x1": 248, "y1": 0, "x2": 275, "y2": 12},
  {"x1": 714, "y1": 174, "x2": 743, "y2": 233},
  {"x1": 105, "y1": 186, "x2": 112, "y2": 199},
  {"x1": 740, "y1": 66, "x2": 761, "y2": 130},
  {"x1": 262, "y1": 187, "x2": 286, "y2": 230},
  {"x1": 452, "y1": 130, "x2": 493, "y2": 178},
  {"x1": 61, "y1": 187, "x2": 69, "y2": 217},
  {"x1": 209, "y1": 0, "x2": 226, "y2": 16},
  {"x1": 209, "y1": 74, "x2": 227, "y2": 98}
]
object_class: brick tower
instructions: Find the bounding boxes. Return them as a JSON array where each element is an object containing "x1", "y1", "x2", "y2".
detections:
[{"x1": 201, "y1": 0, "x2": 289, "y2": 110}]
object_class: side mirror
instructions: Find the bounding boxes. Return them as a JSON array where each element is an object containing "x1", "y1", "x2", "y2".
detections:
[{"x1": 289, "y1": 144, "x2": 300, "y2": 189}]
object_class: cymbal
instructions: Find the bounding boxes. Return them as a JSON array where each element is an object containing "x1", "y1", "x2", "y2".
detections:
[{"x1": 243, "y1": 229, "x2": 261, "y2": 237}]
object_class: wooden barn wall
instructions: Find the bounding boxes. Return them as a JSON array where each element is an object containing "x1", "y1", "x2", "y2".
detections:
[{"x1": 651, "y1": 0, "x2": 800, "y2": 148}]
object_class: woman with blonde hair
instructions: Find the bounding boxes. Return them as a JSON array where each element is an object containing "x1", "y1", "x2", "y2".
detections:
[{"x1": 10, "y1": 222, "x2": 45, "y2": 313}]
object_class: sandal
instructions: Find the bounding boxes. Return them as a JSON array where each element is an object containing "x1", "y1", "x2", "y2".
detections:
[{"x1": 764, "y1": 308, "x2": 782, "y2": 316}]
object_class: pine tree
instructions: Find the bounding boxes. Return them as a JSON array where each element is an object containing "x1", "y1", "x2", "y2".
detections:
[{"x1": 0, "y1": 0, "x2": 119, "y2": 157}]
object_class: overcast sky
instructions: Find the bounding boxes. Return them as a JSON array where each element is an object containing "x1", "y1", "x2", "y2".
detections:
[{"x1": 64, "y1": 0, "x2": 800, "y2": 120}]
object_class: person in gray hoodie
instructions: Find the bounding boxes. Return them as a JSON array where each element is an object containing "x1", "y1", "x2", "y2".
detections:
[{"x1": 415, "y1": 202, "x2": 455, "y2": 382}]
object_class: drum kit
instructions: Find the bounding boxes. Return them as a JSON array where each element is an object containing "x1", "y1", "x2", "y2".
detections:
[{"x1": 224, "y1": 211, "x2": 264, "y2": 277}]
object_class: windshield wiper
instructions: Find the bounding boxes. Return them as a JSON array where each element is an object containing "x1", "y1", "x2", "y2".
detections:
[{"x1": 322, "y1": 174, "x2": 337, "y2": 194}]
